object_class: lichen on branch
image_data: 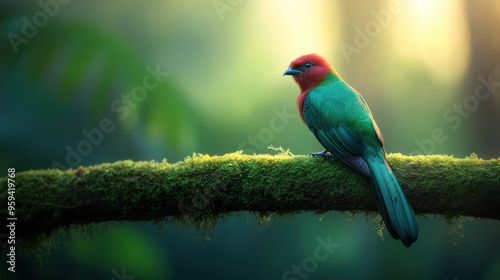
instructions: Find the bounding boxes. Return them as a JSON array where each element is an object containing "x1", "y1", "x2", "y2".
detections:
[{"x1": 1, "y1": 152, "x2": 499, "y2": 251}]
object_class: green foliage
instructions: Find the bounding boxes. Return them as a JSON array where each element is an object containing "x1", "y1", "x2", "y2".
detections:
[{"x1": 0, "y1": 19, "x2": 200, "y2": 170}]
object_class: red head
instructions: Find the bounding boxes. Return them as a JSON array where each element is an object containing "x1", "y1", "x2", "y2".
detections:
[
  {"x1": 284, "y1": 54, "x2": 335, "y2": 122},
  {"x1": 283, "y1": 53, "x2": 334, "y2": 93}
]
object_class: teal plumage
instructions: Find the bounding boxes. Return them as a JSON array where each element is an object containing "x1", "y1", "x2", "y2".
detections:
[{"x1": 284, "y1": 54, "x2": 418, "y2": 247}]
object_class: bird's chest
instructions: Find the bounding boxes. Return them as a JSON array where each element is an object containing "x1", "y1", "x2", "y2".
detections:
[{"x1": 302, "y1": 90, "x2": 365, "y2": 129}]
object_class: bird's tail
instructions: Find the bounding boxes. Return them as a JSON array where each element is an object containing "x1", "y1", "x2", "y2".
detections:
[{"x1": 366, "y1": 151, "x2": 418, "y2": 247}]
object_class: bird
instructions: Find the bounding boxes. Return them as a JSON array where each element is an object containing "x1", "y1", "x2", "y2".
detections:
[{"x1": 283, "y1": 53, "x2": 418, "y2": 247}]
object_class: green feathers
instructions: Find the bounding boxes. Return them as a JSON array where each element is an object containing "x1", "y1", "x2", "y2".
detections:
[{"x1": 286, "y1": 55, "x2": 419, "y2": 247}]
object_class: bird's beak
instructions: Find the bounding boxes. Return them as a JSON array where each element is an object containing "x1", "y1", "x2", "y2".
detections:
[{"x1": 283, "y1": 67, "x2": 301, "y2": 76}]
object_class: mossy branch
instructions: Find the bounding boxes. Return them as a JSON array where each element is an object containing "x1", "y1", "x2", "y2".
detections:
[{"x1": 1, "y1": 152, "x2": 499, "y2": 245}]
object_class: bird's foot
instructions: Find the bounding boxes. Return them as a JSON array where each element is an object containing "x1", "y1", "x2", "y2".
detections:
[{"x1": 309, "y1": 150, "x2": 333, "y2": 158}]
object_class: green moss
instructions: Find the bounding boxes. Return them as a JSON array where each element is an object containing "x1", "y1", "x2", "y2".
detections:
[{"x1": 0, "y1": 152, "x2": 499, "y2": 253}]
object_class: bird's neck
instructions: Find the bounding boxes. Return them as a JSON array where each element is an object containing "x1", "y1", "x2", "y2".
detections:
[{"x1": 296, "y1": 72, "x2": 341, "y2": 122}]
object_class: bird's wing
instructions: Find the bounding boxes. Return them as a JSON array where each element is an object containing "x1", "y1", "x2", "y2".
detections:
[
  {"x1": 356, "y1": 91, "x2": 385, "y2": 149},
  {"x1": 303, "y1": 89, "x2": 371, "y2": 176}
]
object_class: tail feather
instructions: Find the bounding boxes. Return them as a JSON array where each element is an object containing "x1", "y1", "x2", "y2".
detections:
[{"x1": 366, "y1": 153, "x2": 418, "y2": 247}]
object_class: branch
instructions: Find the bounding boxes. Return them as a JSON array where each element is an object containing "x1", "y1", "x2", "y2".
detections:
[{"x1": 1, "y1": 152, "x2": 499, "y2": 247}]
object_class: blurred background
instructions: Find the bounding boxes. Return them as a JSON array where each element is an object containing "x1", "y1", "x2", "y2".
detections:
[{"x1": 1, "y1": 0, "x2": 500, "y2": 279}]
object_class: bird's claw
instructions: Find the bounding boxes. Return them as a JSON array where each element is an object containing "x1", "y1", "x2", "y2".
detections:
[{"x1": 309, "y1": 150, "x2": 333, "y2": 158}]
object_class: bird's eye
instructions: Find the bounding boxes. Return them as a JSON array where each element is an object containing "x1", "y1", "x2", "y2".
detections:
[{"x1": 304, "y1": 62, "x2": 313, "y2": 69}]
